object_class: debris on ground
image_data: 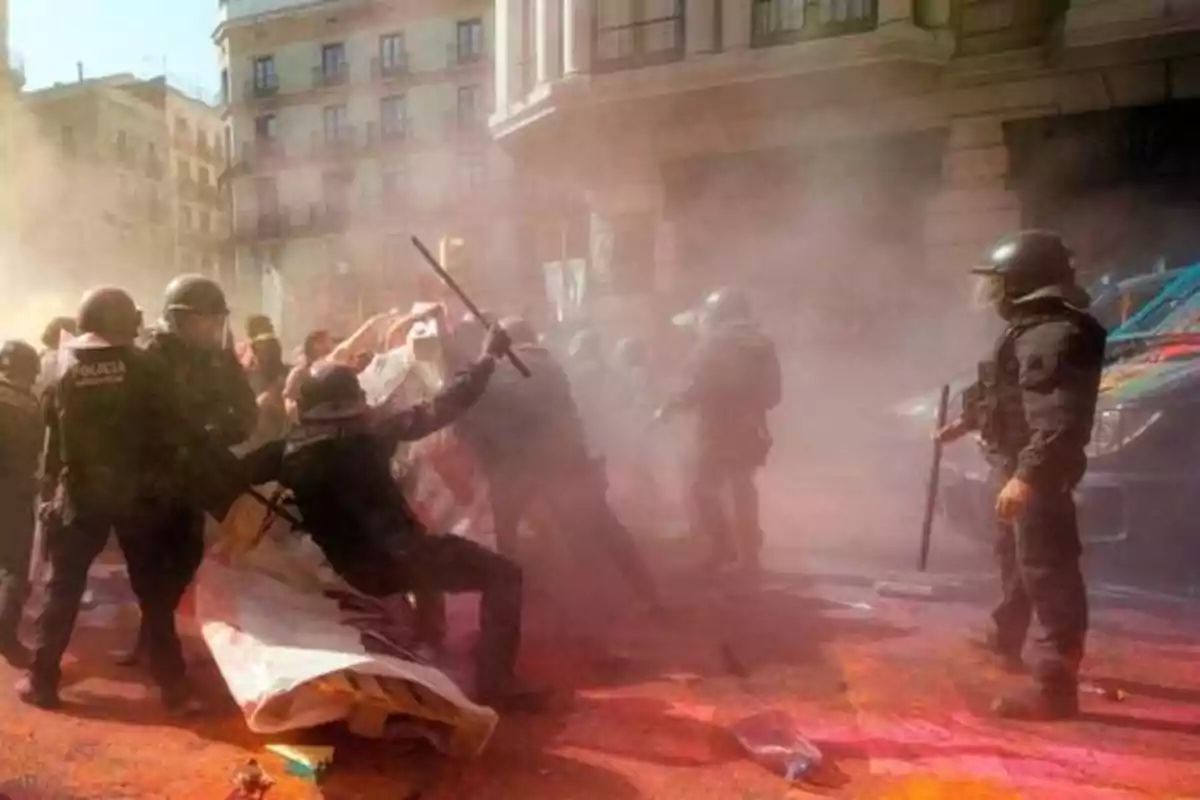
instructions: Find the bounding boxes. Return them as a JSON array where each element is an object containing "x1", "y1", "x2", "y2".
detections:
[
  {"x1": 730, "y1": 709, "x2": 824, "y2": 782},
  {"x1": 1081, "y1": 681, "x2": 1129, "y2": 702},
  {"x1": 874, "y1": 580, "x2": 938, "y2": 600},
  {"x1": 227, "y1": 758, "x2": 274, "y2": 800},
  {"x1": 264, "y1": 744, "x2": 334, "y2": 783}
]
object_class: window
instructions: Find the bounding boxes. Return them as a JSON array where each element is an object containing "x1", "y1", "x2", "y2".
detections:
[
  {"x1": 456, "y1": 84, "x2": 483, "y2": 125},
  {"x1": 197, "y1": 130, "x2": 209, "y2": 153},
  {"x1": 459, "y1": 153, "x2": 486, "y2": 189},
  {"x1": 381, "y1": 163, "x2": 406, "y2": 200},
  {"x1": 199, "y1": 166, "x2": 212, "y2": 187},
  {"x1": 61, "y1": 126, "x2": 75, "y2": 156},
  {"x1": 180, "y1": 206, "x2": 193, "y2": 231},
  {"x1": 256, "y1": 177, "x2": 279, "y2": 216},
  {"x1": 254, "y1": 113, "x2": 278, "y2": 141},
  {"x1": 146, "y1": 142, "x2": 161, "y2": 177},
  {"x1": 175, "y1": 116, "x2": 189, "y2": 137},
  {"x1": 322, "y1": 169, "x2": 352, "y2": 214},
  {"x1": 220, "y1": 68, "x2": 230, "y2": 105},
  {"x1": 380, "y1": 33, "x2": 406, "y2": 72},
  {"x1": 177, "y1": 158, "x2": 192, "y2": 182},
  {"x1": 380, "y1": 95, "x2": 407, "y2": 139},
  {"x1": 323, "y1": 104, "x2": 348, "y2": 142},
  {"x1": 321, "y1": 43, "x2": 347, "y2": 80},
  {"x1": 456, "y1": 18, "x2": 484, "y2": 63},
  {"x1": 115, "y1": 130, "x2": 129, "y2": 161},
  {"x1": 253, "y1": 56, "x2": 277, "y2": 91},
  {"x1": 199, "y1": 210, "x2": 211, "y2": 234}
]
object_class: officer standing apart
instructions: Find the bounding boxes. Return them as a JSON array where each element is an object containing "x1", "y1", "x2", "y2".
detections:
[
  {"x1": 937, "y1": 230, "x2": 1106, "y2": 721},
  {"x1": 657, "y1": 288, "x2": 782, "y2": 577},
  {"x1": 18, "y1": 288, "x2": 244, "y2": 711},
  {"x1": 117, "y1": 276, "x2": 257, "y2": 703},
  {"x1": 235, "y1": 323, "x2": 546, "y2": 710},
  {"x1": 0, "y1": 341, "x2": 43, "y2": 667}
]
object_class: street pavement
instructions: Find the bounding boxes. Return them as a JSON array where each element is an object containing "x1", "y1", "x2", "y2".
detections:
[{"x1": 1, "y1": 470, "x2": 1197, "y2": 799}]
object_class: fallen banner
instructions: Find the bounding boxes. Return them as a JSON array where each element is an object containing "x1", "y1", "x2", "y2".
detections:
[{"x1": 194, "y1": 324, "x2": 501, "y2": 758}]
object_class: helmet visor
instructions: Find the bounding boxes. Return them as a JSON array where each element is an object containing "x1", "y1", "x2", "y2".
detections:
[{"x1": 972, "y1": 274, "x2": 1006, "y2": 312}]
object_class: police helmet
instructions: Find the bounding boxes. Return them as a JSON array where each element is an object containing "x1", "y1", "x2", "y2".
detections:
[
  {"x1": 500, "y1": 316, "x2": 537, "y2": 347},
  {"x1": 77, "y1": 286, "x2": 142, "y2": 342},
  {"x1": 0, "y1": 340, "x2": 40, "y2": 385},
  {"x1": 163, "y1": 274, "x2": 230, "y2": 317},
  {"x1": 296, "y1": 362, "x2": 367, "y2": 420},
  {"x1": 703, "y1": 287, "x2": 751, "y2": 329},
  {"x1": 971, "y1": 230, "x2": 1074, "y2": 303}
]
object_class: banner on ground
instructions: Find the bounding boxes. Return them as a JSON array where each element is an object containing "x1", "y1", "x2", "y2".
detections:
[{"x1": 194, "y1": 333, "x2": 499, "y2": 758}]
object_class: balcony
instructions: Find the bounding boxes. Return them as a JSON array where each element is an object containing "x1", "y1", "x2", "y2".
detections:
[
  {"x1": 750, "y1": 0, "x2": 877, "y2": 48},
  {"x1": 219, "y1": 139, "x2": 286, "y2": 184},
  {"x1": 445, "y1": 113, "x2": 489, "y2": 143},
  {"x1": 313, "y1": 62, "x2": 351, "y2": 89},
  {"x1": 371, "y1": 56, "x2": 411, "y2": 80},
  {"x1": 245, "y1": 77, "x2": 280, "y2": 102},
  {"x1": 593, "y1": 4, "x2": 686, "y2": 73},
  {"x1": 447, "y1": 42, "x2": 487, "y2": 69},
  {"x1": 365, "y1": 120, "x2": 411, "y2": 150},
  {"x1": 293, "y1": 202, "x2": 351, "y2": 237},
  {"x1": 312, "y1": 127, "x2": 359, "y2": 158},
  {"x1": 234, "y1": 211, "x2": 286, "y2": 243}
]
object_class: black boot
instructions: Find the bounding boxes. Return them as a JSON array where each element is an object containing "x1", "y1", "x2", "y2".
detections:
[
  {"x1": 991, "y1": 685, "x2": 1079, "y2": 721},
  {"x1": 15, "y1": 673, "x2": 61, "y2": 710},
  {"x1": 476, "y1": 677, "x2": 551, "y2": 713},
  {"x1": 161, "y1": 680, "x2": 205, "y2": 718}
]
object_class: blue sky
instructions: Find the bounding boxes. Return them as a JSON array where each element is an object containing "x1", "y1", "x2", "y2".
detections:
[{"x1": 10, "y1": 0, "x2": 221, "y2": 98}]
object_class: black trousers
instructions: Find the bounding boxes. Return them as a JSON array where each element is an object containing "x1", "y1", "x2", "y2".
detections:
[
  {"x1": 690, "y1": 450, "x2": 762, "y2": 568},
  {"x1": 116, "y1": 504, "x2": 206, "y2": 691},
  {"x1": 988, "y1": 472, "x2": 1089, "y2": 695},
  {"x1": 341, "y1": 533, "x2": 524, "y2": 697},
  {"x1": 489, "y1": 459, "x2": 657, "y2": 604},
  {"x1": 31, "y1": 509, "x2": 190, "y2": 692},
  {"x1": 0, "y1": 494, "x2": 35, "y2": 644}
]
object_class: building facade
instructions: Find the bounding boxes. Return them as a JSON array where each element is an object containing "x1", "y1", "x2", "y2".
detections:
[
  {"x1": 16, "y1": 75, "x2": 228, "y2": 313},
  {"x1": 0, "y1": 0, "x2": 23, "y2": 246},
  {"x1": 491, "y1": 0, "x2": 1200, "y2": 351},
  {"x1": 216, "y1": 0, "x2": 524, "y2": 342}
]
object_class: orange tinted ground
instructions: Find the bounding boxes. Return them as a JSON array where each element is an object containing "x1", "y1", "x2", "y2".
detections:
[{"x1": 2, "y1": 559, "x2": 1198, "y2": 800}]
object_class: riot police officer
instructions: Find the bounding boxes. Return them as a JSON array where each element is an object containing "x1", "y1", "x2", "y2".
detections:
[
  {"x1": 937, "y1": 230, "x2": 1106, "y2": 721},
  {"x1": 116, "y1": 276, "x2": 256, "y2": 698},
  {"x1": 658, "y1": 288, "x2": 781, "y2": 576},
  {"x1": 0, "y1": 340, "x2": 43, "y2": 667},
  {"x1": 18, "y1": 287, "x2": 241, "y2": 711},
  {"x1": 236, "y1": 324, "x2": 546, "y2": 710}
]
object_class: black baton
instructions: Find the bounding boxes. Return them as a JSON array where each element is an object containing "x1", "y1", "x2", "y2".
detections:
[
  {"x1": 918, "y1": 384, "x2": 951, "y2": 572},
  {"x1": 410, "y1": 235, "x2": 532, "y2": 378}
]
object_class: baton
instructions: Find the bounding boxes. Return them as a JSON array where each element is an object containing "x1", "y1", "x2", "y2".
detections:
[
  {"x1": 410, "y1": 235, "x2": 532, "y2": 378},
  {"x1": 247, "y1": 486, "x2": 302, "y2": 528},
  {"x1": 918, "y1": 384, "x2": 951, "y2": 572}
]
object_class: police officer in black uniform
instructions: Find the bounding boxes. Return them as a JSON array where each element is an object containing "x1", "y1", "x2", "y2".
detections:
[
  {"x1": 937, "y1": 230, "x2": 1106, "y2": 721},
  {"x1": 658, "y1": 288, "x2": 782, "y2": 576},
  {"x1": 18, "y1": 287, "x2": 243, "y2": 711},
  {"x1": 117, "y1": 276, "x2": 256, "y2": 698},
  {"x1": 453, "y1": 317, "x2": 661, "y2": 611},
  {"x1": 236, "y1": 324, "x2": 546, "y2": 710},
  {"x1": 0, "y1": 340, "x2": 43, "y2": 667}
]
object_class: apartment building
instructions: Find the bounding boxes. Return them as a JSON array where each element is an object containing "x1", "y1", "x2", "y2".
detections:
[
  {"x1": 216, "y1": 0, "x2": 521, "y2": 340},
  {"x1": 16, "y1": 75, "x2": 228, "y2": 310},
  {"x1": 492, "y1": 0, "x2": 1200, "y2": 343}
]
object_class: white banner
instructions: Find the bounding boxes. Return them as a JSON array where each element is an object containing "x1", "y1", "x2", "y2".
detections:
[{"x1": 195, "y1": 332, "x2": 501, "y2": 758}]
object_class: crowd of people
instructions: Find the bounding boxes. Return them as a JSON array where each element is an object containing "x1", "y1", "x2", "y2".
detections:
[{"x1": 0, "y1": 271, "x2": 783, "y2": 718}]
